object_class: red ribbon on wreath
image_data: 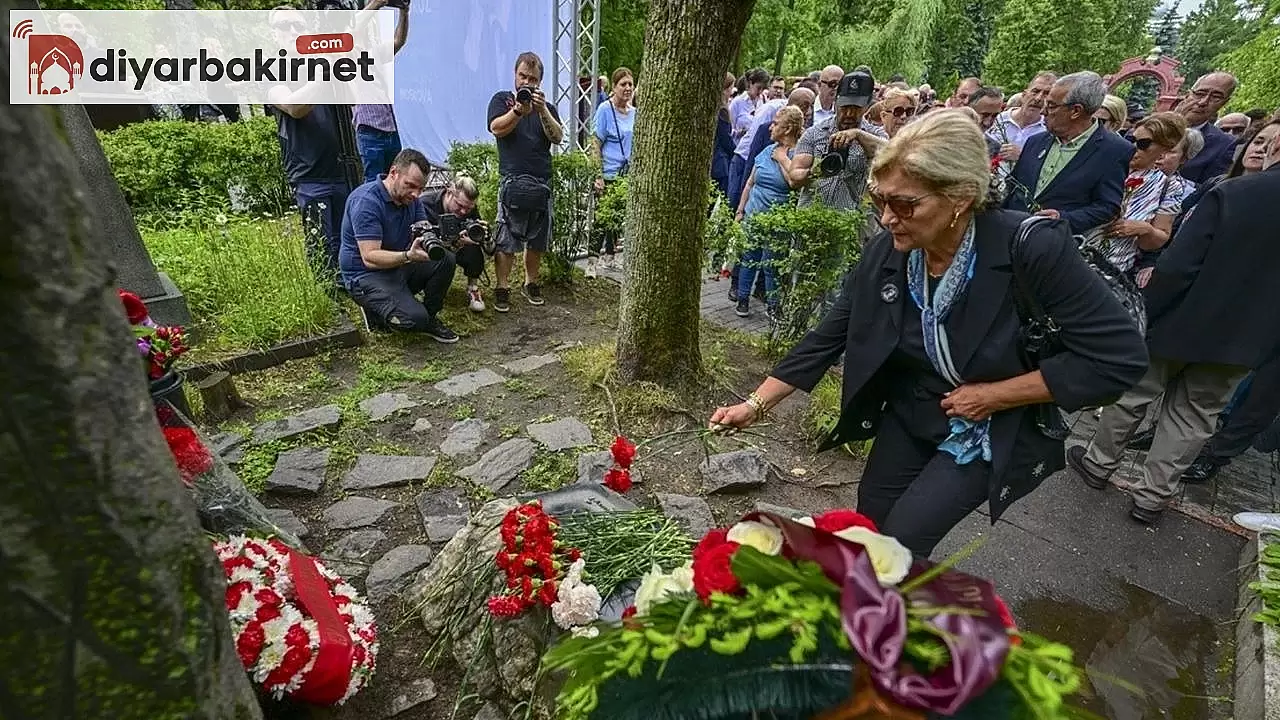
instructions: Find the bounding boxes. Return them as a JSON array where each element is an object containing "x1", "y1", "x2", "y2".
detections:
[{"x1": 288, "y1": 548, "x2": 355, "y2": 705}]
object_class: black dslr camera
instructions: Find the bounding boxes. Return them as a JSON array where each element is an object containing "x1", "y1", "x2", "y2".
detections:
[
  {"x1": 819, "y1": 146, "x2": 849, "y2": 177},
  {"x1": 409, "y1": 215, "x2": 493, "y2": 261},
  {"x1": 515, "y1": 84, "x2": 538, "y2": 105},
  {"x1": 438, "y1": 213, "x2": 494, "y2": 255}
]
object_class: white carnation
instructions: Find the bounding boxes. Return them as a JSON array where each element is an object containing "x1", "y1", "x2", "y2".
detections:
[{"x1": 551, "y1": 561, "x2": 602, "y2": 631}]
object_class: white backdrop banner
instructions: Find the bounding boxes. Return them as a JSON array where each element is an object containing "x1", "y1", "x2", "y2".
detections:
[{"x1": 394, "y1": 0, "x2": 555, "y2": 165}]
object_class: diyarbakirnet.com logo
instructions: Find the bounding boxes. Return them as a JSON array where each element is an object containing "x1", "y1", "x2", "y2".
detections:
[{"x1": 9, "y1": 9, "x2": 395, "y2": 104}]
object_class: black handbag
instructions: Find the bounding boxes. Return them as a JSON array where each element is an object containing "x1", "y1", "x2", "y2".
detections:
[{"x1": 1007, "y1": 215, "x2": 1149, "y2": 441}]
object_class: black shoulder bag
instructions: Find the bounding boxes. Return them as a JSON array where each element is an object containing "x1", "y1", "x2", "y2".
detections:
[
  {"x1": 1008, "y1": 215, "x2": 1149, "y2": 440},
  {"x1": 608, "y1": 104, "x2": 631, "y2": 176}
]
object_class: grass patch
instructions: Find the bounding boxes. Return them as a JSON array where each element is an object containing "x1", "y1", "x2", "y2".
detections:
[
  {"x1": 334, "y1": 346, "x2": 450, "y2": 415},
  {"x1": 503, "y1": 377, "x2": 548, "y2": 399},
  {"x1": 451, "y1": 404, "x2": 476, "y2": 420},
  {"x1": 561, "y1": 341, "x2": 683, "y2": 431},
  {"x1": 142, "y1": 216, "x2": 337, "y2": 357},
  {"x1": 499, "y1": 424, "x2": 522, "y2": 439},
  {"x1": 522, "y1": 451, "x2": 577, "y2": 492}
]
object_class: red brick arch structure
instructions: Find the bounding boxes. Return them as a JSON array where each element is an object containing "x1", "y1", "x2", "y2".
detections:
[{"x1": 1104, "y1": 54, "x2": 1187, "y2": 111}]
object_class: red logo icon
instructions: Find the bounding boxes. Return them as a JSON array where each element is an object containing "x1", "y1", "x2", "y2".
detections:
[{"x1": 13, "y1": 20, "x2": 85, "y2": 96}]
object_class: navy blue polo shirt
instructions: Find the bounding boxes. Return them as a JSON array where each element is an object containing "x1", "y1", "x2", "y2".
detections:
[{"x1": 339, "y1": 176, "x2": 426, "y2": 287}]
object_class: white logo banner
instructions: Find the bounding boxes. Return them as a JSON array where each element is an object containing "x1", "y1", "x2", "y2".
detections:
[{"x1": 10, "y1": 9, "x2": 395, "y2": 105}]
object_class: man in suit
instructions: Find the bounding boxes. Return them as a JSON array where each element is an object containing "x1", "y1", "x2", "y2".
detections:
[
  {"x1": 1176, "y1": 72, "x2": 1239, "y2": 184},
  {"x1": 1068, "y1": 148, "x2": 1280, "y2": 524},
  {"x1": 1002, "y1": 71, "x2": 1135, "y2": 235}
]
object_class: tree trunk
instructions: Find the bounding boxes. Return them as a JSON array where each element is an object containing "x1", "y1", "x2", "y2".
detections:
[
  {"x1": 0, "y1": 72, "x2": 262, "y2": 720},
  {"x1": 165, "y1": 0, "x2": 197, "y2": 10},
  {"x1": 772, "y1": 0, "x2": 798, "y2": 76},
  {"x1": 615, "y1": 0, "x2": 756, "y2": 385}
]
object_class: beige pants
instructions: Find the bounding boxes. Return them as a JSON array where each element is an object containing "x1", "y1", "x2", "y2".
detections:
[{"x1": 1082, "y1": 356, "x2": 1248, "y2": 511}]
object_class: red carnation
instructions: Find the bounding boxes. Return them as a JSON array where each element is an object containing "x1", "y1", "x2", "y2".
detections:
[
  {"x1": 621, "y1": 606, "x2": 637, "y2": 619},
  {"x1": 538, "y1": 579, "x2": 559, "y2": 606},
  {"x1": 487, "y1": 595, "x2": 524, "y2": 617},
  {"x1": 162, "y1": 426, "x2": 212, "y2": 486},
  {"x1": 692, "y1": 527, "x2": 731, "y2": 557},
  {"x1": 812, "y1": 509, "x2": 879, "y2": 534},
  {"x1": 236, "y1": 621, "x2": 266, "y2": 668},
  {"x1": 117, "y1": 290, "x2": 150, "y2": 325},
  {"x1": 610, "y1": 435, "x2": 637, "y2": 469},
  {"x1": 990, "y1": 155, "x2": 1001, "y2": 173},
  {"x1": 284, "y1": 624, "x2": 309, "y2": 649},
  {"x1": 691, "y1": 542, "x2": 741, "y2": 601},
  {"x1": 567, "y1": 547, "x2": 582, "y2": 562},
  {"x1": 1124, "y1": 176, "x2": 1144, "y2": 190},
  {"x1": 225, "y1": 581, "x2": 252, "y2": 609},
  {"x1": 603, "y1": 467, "x2": 632, "y2": 494},
  {"x1": 993, "y1": 594, "x2": 1016, "y2": 630},
  {"x1": 255, "y1": 603, "x2": 282, "y2": 623}
]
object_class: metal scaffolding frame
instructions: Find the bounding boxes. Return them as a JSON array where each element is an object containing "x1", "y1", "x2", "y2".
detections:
[{"x1": 551, "y1": 0, "x2": 601, "y2": 153}]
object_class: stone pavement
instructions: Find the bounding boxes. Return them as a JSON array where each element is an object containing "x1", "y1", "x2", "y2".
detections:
[{"x1": 576, "y1": 256, "x2": 770, "y2": 334}]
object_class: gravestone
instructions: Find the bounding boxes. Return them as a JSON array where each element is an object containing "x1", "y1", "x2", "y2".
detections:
[{"x1": 59, "y1": 104, "x2": 191, "y2": 326}]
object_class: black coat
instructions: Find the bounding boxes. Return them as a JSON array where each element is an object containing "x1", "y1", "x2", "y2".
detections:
[
  {"x1": 1001, "y1": 123, "x2": 1135, "y2": 234},
  {"x1": 1180, "y1": 122, "x2": 1237, "y2": 185},
  {"x1": 771, "y1": 209, "x2": 1148, "y2": 520},
  {"x1": 1144, "y1": 166, "x2": 1280, "y2": 368}
]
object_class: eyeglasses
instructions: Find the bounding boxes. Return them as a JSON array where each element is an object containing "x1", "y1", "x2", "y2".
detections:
[
  {"x1": 1133, "y1": 137, "x2": 1155, "y2": 150},
  {"x1": 821, "y1": 80, "x2": 841, "y2": 88},
  {"x1": 889, "y1": 105, "x2": 917, "y2": 119},
  {"x1": 1043, "y1": 101, "x2": 1079, "y2": 114},
  {"x1": 1221, "y1": 125, "x2": 1247, "y2": 136},
  {"x1": 1189, "y1": 88, "x2": 1229, "y2": 103},
  {"x1": 868, "y1": 189, "x2": 938, "y2": 220}
]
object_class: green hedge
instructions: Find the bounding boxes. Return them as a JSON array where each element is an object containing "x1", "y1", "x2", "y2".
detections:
[{"x1": 98, "y1": 115, "x2": 290, "y2": 222}]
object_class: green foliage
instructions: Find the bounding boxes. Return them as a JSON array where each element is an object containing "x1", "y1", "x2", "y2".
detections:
[
  {"x1": 1251, "y1": 539, "x2": 1280, "y2": 631},
  {"x1": 141, "y1": 217, "x2": 336, "y2": 354},
  {"x1": 599, "y1": 0, "x2": 650, "y2": 72},
  {"x1": 922, "y1": 0, "x2": 1002, "y2": 89},
  {"x1": 1219, "y1": 1, "x2": 1280, "y2": 112},
  {"x1": 744, "y1": 201, "x2": 863, "y2": 351},
  {"x1": 549, "y1": 150, "x2": 599, "y2": 284},
  {"x1": 556, "y1": 511, "x2": 695, "y2": 597},
  {"x1": 983, "y1": 0, "x2": 1159, "y2": 91},
  {"x1": 1177, "y1": 0, "x2": 1261, "y2": 86},
  {"x1": 593, "y1": 176, "x2": 629, "y2": 238},
  {"x1": 99, "y1": 116, "x2": 289, "y2": 222}
]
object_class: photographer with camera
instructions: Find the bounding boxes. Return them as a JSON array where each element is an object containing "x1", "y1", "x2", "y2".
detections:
[
  {"x1": 420, "y1": 175, "x2": 491, "y2": 312},
  {"x1": 790, "y1": 71, "x2": 886, "y2": 213},
  {"x1": 339, "y1": 149, "x2": 459, "y2": 343},
  {"x1": 487, "y1": 52, "x2": 564, "y2": 312}
]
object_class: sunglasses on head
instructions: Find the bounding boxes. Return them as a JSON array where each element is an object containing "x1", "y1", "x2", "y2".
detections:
[
  {"x1": 868, "y1": 189, "x2": 938, "y2": 220},
  {"x1": 889, "y1": 105, "x2": 917, "y2": 119},
  {"x1": 1133, "y1": 137, "x2": 1155, "y2": 150}
]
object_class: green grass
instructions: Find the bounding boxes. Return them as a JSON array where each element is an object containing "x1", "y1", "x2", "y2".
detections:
[
  {"x1": 503, "y1": 377, "x2": 548, "y2": 399},
  {"x1": 451, "y1": 404, "x2": 476, "y2": 420},
  {"x1": 522, "y1": 451, "x2": 577, "y2": 492},
  {"x1": 142, "y1": 216, "x2": 336, "y2": 356}
]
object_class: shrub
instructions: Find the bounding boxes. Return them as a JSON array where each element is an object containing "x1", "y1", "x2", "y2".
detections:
[
  {"x1": 99, "y1": 116, "x2": 290, "y2": 222},
  {"x1": 445, "y1": 141, "x2": 500, "y2": 224},
  {"x1": 142, "y1": 216, "x2": 337, "y2": 355}
]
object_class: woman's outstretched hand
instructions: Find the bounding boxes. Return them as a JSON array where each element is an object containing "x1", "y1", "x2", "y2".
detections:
[{"x1": 708, "y1": 402, "x2": 758, "y2": 434}]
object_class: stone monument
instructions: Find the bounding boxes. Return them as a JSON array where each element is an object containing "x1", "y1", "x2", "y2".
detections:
[{"x1": 58, "y1": 103, "x2": 191, "y2": 326}]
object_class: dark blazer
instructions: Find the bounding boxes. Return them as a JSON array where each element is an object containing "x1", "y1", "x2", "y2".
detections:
[
  {"x1": 1180, "y1": 122, "x2": 1236, "y2": 185},
  {"x1": 711, "y1": 110, "x2": 735, "y2": 190},
  {"x1": 771, "y1": 209, "x2": 1148, "y2": 519},
  {"x1": 1145, "y1": 167, "x2": 1280, "y2": 368},
  {"x1": 1002, "y1": 122, "x2": 1135, "y2": 235}
]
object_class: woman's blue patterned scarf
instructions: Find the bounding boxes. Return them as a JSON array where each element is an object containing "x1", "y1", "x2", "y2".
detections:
[{"x1": 906, "y1": 221, "x2": 991, "y2": 464}]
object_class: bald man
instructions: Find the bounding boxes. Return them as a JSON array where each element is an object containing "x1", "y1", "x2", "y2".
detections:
[
  {"x1": 1217, "y1": 112, "x2": 1250, "y2": 138},
  {"x1": 1177, "y1": 71, "x2": 1240, "y2": 182},
  {"x1": 813, "y1": 65, "x2": 844, "y2": 126}
]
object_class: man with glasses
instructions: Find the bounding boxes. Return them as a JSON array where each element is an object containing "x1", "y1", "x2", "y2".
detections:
[
  {"x1": 990, "y1": 72, "x2": 1055, "y2": 163},
  {"x1": 813, "y1": 65, "x2": 845, "y2": 127},
  {"x1": 946, "y1": 77, "x2": 982, "y2": 108},
  {"x1": 1176, "y1": 72, "x2": 1239, "y2": 183},
  {"x1": 1217, "y1": 112, "x2": 1250, "y2": 138},
  {"x1": 1002, "y1": 71, "x2": 1134, "y2": 235}
]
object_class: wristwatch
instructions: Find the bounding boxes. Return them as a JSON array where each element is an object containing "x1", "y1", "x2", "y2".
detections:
[{"x1": 402, "y1": 250, "x2": 411, "y2": 264}]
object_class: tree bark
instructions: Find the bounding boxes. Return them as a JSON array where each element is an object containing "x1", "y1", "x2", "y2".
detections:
[
  {"x1": 615, "y1": 0, "x2": 756, "y2": 386},
  {"x1": 0, "y1": 76, "x2": 262, "y2": 720},
  {"x1": 165, "y1": 0, "x2": 198, "y2": 10}
]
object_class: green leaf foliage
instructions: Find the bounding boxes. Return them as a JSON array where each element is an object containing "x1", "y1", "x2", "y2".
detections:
[
  {"x1": 98, "y1": 116, "x2": 290, "y2": 222},
  {"x1": 1176, "y1": 0, "x2": 1261, "y2": 87},
  {"x1": 1218, "y1": 1, "x2": 1280, "y2": 112}
]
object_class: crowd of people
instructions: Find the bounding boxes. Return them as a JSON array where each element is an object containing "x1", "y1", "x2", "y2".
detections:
[{"x1": 263, "y1": 0, "x2": 1280, "y2": 544}]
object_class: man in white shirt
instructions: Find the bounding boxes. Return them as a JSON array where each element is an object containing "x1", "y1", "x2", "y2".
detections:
[
  {"x1": 989, "y1": 71, "x2": 1056, "y2": 163},
  {"x1": 812, "y1": 65, "x2": 844, "y2": 127}
]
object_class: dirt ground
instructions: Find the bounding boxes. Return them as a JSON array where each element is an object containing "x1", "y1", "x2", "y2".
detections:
[{"x1": 209, "y1": 278, "x2": 866, "y2": 720}]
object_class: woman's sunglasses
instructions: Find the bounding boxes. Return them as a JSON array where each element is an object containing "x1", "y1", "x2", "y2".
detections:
[
  {"x1": 1133, "y1": 137, "x2": 1155, "y2": 150},
  {"x1": 868, "y1": 189, "x2": 937, "y2": 220},
  {"x1": 889, "y1": 105, "x2": 917, "y2": 119}
]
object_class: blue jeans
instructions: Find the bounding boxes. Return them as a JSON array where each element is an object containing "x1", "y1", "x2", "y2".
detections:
[
  {"x1": 737, "y1": 243, "x2": 778, "y2": 309},
  {"x1": 355, "y1": 126, "x2": 402, "y2": 183},
  {"x1": 727, "y1": 155, "x2": 748, "y2": 214},
  {"x1": 294, "y1": 181, "x2": 351, "y2": 276}
]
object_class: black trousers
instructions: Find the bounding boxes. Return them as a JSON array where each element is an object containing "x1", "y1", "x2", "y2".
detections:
[
  {"x1": 1205, "y1": 352, "x2": 1280, "y2": 462},
  {"x1": 348, "y1": 254, "x2": 456, "y2": 332},
  {"x1": 456, "y1": 243, "x2": 486, "y2": 281},
  {"x1": 856, "y1": 410, "x2": 991, "y2": 557}
]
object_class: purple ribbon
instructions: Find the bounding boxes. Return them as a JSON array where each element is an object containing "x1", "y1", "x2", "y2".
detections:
[{"x1": 749, "y1": 513, "x2": 1011, "y2": 715}]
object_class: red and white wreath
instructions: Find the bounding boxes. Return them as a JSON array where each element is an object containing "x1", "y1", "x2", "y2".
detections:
[{"x1": 216, "y1": 536, "x2": 378, "y2": 705}]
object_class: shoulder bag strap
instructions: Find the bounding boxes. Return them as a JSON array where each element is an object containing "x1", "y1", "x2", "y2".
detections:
[
  {"x1": 608, "y1": 104, "x2": 629, "y2": 162},
  {"x1": 1008, "y1": 216, "x2": 1054, "y2": 329}
]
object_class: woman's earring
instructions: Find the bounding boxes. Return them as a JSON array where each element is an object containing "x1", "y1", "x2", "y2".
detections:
[{"x1": 949, "y1": 209, "x2": 961, "y2": 228}]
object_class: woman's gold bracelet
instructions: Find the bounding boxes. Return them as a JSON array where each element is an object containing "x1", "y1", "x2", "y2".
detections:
[{"x1": 746, "y1": 391, "x2": 769, "y2": 419}]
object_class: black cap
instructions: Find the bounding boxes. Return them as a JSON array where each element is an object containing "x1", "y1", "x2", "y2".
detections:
[{"x1": 836, "y1": 71, "x2": 874, "y2": 108}]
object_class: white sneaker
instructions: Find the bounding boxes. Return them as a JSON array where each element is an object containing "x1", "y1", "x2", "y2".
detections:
[
  {"x1": 584, "y1": 258, "x2": 598, "y2": 279},
  {"x1": 1233, "y1": 512, "x2": 1280, "y2": 533},
  {"x1": 467, "y1": 288, "x2": 485, "y2": 313}
]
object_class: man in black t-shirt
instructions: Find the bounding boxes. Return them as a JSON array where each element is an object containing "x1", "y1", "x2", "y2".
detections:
[{"x1": 486, "y1": 51, "x2": 563, "y2": 313}]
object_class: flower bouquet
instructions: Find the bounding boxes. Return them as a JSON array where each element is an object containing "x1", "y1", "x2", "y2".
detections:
[
  {"x1": 217, "y1": 535, "x2": 378, "y2": 705},
  {"x1": 545, "y1": 509, "x2": 1088, "y2": 720},
  {"x1": 119, "y1": 290, "x2": 189, "y2": 381}
]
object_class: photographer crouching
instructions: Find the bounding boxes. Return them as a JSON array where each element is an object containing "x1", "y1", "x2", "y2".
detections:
[
  {"x1": 420, "y1": 175, "x2": 492, "y2": 312},
  {"x1": 339, "y1": 149, "x2": 459, "y2": 343}
]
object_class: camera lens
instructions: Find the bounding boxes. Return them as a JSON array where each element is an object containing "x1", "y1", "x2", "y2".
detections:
[
  {"x1": 466, "y1": 224, "x2": 486, "y2": 241},
  {"x1": 425, "y1": 241, "x2": 446, "y2": 261},
  {"x1": 820, "y1": 152, "x2": 845, "y2": 176},
  {"x1": 516, "y1": 87, "x2": 532, "y2": 104}
]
